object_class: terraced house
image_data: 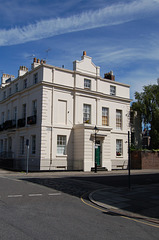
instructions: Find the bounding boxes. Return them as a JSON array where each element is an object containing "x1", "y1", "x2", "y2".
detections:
[{"x1": 0, "y1": 52, "x2": 131, "y2": 171}]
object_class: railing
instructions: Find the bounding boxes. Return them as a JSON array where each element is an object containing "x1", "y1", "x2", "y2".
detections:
[
  {"x1": 0, "y1": 151, "x2": 14, "y2": 159},
  {"x1": 27, "y1": 115, "x2": 36, "y2": 125},
  {"x1": 3, "y1": 120, "x2": 16, "y2": 130},
  {"x1": 18, "y1": 118, "x2": 26, "y2": 128}
]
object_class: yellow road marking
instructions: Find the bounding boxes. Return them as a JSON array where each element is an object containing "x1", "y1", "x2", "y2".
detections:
[{"x1": 81, "y1": 195, "x2": 159, "y2": 229}]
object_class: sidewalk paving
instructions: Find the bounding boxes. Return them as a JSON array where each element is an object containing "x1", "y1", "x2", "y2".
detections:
[{"x1": 89, "y1": 183, "x2": 159, "y2": 224}]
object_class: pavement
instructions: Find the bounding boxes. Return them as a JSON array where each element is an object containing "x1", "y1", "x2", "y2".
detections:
[{"x1": 89, "y1": 183, "x2": 159, "y2": 224}]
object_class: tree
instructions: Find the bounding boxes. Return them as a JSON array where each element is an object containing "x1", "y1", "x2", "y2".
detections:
[{"x1": 132, "y1": 83, "x2": 159, "y2": 149}]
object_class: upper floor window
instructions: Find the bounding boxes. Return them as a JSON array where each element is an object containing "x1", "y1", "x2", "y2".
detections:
[
  {"x1": 83, "y1": 104, "x2": 91, "y2": 124},
  {"x1": 32, "y1": 100, "x2": 37, "y2": 116},
  {"x1": 33, "y1": 73, "x2": 38, "y2": 84},
  {"x1": 84, "y1": 79, "x2": 91, "y2": 90},
  {"x1": 24, "y1": 79, "x2": 27, "y2": 89},
  {"x1": 13, "y1": 107, "x2": 17, "y2": 121},
  {"x1": 116, "y1": 110, "x2": 122, "y2": 130},
  {"x1": 116, "y1": 139, "x2": 123, "y2": 156},
  {"x1": 8, "y1": 88, "x2": 11, "y2": 96},
  {"x1": 22, "y1": 104, "x2": 26, "y2": 119},
  {"x1": 110, "y1": 85, "x2": 116, "y2": 96},
  {"x1": 57, "y1": 135, "x2": 66, "y2": 155},
  {"x1": 102, "y1": 107, "x2": 109, "y2": 126},
  {"x1": 15, "y1": 83, "x2": 18, "y2": 92},
  {"x1": 3, "y1": 91, "x2": 6, "y2": 99},
  {"x1": 7, "y1": 110, "x2": 10, "y2": 120},
  {"x1": 1, "y1": 112, "x2": 5, "y2": 123}
]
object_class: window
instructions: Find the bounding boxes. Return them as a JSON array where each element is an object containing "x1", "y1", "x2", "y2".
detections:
[
  {"x1": 13, "y1": 107, "x2": 17, "y2": 121},
  {"x1": 110, "y1": 85, "x2": 116, "y2": 95},
  {"x1": 1, "y1": 112, "x2": 4, "y2": 124},
  {"x1": 3, "y1": 91, "x2": 6, "y2": 99},
  {"x1": 0, "y1": 140, "x2": 3, "y2": 153},
  {"x1": 57, "y1": 135, "x2": 66, "y2": 155},
  {"x1": 7, "y1": 110, "x2": 10, "y2": 120},
  {"x1": 102, "y1": 107, "x2": 109, "y2": 126},
  {"x1": 33, "y1": 73, "x2": 38, "y2": 84},
  {"x1": 15, "y1": 83, "x2": 18, "y2": 92},
  {"x1": 20, "y1": 136, "x2": 25, "y2": 155},
  {"x1": 8, "y1": 88, "x2": 11, "y2": 96},
  {"x1": 84, "y1": 79, "x2": 91, "y2": 89},
  {"x1": 24, "y1": 79, "x2": 27, "y2": 89},
  {"x1": 31, "y1": 135, "x2": 36, "y2": 154},
  {"x1": 22, "y1": 104, "x2": 26, "y2": 119},
  {"x1": 83, "y1": 104, "x2": 91, "y2": 123},
  {"x1": 116, "y1": 110, "x2": 122, "y2": 130},
  {"x1": 116, "y1": 139, "x2": 123, "y2": 156},
  {"x1": 32, "y1": 100, "x2": 37, "y2": 116}
]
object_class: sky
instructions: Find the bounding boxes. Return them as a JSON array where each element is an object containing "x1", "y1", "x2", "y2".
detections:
[{"x1": 0, "y1": 0, "x2": 159, "y2": 100}]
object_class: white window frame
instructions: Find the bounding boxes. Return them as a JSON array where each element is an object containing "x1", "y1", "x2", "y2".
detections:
[
  {"x1": 84, "y1": 79, "x2": 91, "y2": 90},
  {"x1": 110, "y1": 85, "x2": 116, "y2": 96},
  {"x1": 116, "y1": 139, "x2": 123, "y2": 156},
  {"x1": 83, "y1": 104, "x2": 91, "y2": 124},
  {"x1": 116, "y1": 110, "x2": 122, "y2": 130},
  {"x1": 102, "y1": 107, "x2": 109, "y2": 126},
  {"x1": 57, "y1": 135, "x2": 67, "y2": 155}
]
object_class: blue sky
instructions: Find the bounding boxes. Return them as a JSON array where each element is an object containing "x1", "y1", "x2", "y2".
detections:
[{"x1": 0, "y1": 0, "x2": 159, "y2": 100}]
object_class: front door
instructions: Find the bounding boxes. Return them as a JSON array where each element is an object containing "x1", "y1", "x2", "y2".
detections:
[{"x1": 95, "y1": 141, "x2": 101, "y2": 166}]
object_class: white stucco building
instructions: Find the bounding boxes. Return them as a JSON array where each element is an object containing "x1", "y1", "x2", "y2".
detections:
[{"x1": 0, "y1": 52, "x2": 131, "y2": 171}]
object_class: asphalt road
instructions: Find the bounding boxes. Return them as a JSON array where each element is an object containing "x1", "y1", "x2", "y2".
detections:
[{"x1": 0, "y1": 171, "x2": 159, "y2": 240}]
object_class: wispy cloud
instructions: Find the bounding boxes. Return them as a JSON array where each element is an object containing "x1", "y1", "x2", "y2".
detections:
[{"x1": 0, "y1": 0, "x2": 158, "y2": 46}]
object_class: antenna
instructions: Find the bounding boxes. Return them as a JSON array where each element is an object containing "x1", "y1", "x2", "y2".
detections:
[{"x1": 45, "y1": 48, "x2": 51, "y2": 60}]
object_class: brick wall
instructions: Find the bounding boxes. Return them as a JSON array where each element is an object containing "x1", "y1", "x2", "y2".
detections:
[{"x1": 131, "y1": 151, "x2": 159, "y2": 169}]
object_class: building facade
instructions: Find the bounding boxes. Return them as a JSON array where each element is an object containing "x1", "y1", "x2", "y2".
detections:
[{"x1": 0, "y1": 52, "x2": 131, "y2": 171}]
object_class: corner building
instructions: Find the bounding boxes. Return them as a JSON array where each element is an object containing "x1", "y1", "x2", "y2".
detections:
[{"x1": 0, "y1": 52, "x2": 131, "y2": 171}]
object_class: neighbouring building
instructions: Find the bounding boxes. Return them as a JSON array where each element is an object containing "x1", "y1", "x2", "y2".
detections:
[{"x1": 0, "y1": 52, "x2": 131, "y2": 171}]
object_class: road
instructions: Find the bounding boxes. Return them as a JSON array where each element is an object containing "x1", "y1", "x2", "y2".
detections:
[{"x1": 0, "y1": 171, "x2": 159, "y2": 240}]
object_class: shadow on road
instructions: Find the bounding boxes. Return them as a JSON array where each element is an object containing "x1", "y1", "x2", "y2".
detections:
[{"x1": 21, "y1": 173, "x2": 159, "y2": 220}]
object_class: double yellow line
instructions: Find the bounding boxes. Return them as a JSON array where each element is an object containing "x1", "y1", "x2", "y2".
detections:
[{"x1": 81, "y1": 194, "x2": 159, "y2": 229}]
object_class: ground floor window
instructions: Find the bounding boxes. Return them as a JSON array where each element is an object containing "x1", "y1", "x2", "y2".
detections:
[
  {"x1": 31, "y1": 135, "x2": 36, "y2": 154},
  {"x1": 57, "y1": 135, "x2": 66, "y2": 155},
  {"x1": 116, "y1": 139, "x2": 123, "y2": 156},
  {"x1": 20, "y1": 136, "x2": 25, "y2": 155}
]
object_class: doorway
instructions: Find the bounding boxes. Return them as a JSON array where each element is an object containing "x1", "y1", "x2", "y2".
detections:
[{"x1": 95, "y1": 140, "x2": 101, "y2": 167}]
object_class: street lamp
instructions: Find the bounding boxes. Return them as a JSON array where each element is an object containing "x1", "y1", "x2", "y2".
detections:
[{"x1": 94, "y1": 125, "x2": 99, "y2": 173}]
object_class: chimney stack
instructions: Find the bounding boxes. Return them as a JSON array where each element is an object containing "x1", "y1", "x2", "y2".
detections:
[
  {"x1": 18, "y1": 66, "x2": 28, "y2": 77},
  {"x1": 104, "y1": 71, "x2": 115, "y2": 81}
]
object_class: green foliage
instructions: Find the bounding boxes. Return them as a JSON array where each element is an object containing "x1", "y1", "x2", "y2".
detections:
[{"x1": 132, "y1": 83, "x2": 159, "y2": 149}]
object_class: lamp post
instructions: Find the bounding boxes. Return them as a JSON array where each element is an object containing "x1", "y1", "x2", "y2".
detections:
[{"x1": 94, "y1": 125, "x2": 98, "y2": 173}]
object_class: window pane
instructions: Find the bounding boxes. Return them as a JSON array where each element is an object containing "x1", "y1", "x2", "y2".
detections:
[
  {"x1": 57, "y1": 135, "x2": 66, "y2": 155},
  {"x1": 116, "y1": 139, "x2": 122, "y2": 156},
  {"x1": 32, "y1": 135, "x2": 36, "y2": 154},
  {"x1": 102, "y1": 107, "x2": 109, "y2": 126},
  {"x1": 110, "y1": 86, "x2": 116, "y2": 95},
  {"x1": 84, "y1": 79, "x2": 91, "y2": 89},
  {"x1": 83, "y1": 104, "x2": 91, "y2": 123},
  {"x1": 116, "y1": 110, "x2": 122, "y2": 130}
]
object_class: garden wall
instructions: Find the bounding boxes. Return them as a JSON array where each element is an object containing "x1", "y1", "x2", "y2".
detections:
[{"x1": 131, "y1": 151, "x2": 159, "y2": 169}]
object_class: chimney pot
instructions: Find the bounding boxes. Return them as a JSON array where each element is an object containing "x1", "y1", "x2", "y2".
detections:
[
  {"x1": 40, "y1": 59, "x2": 43, "y2": 64},
  {"x1": 37, "y1": 59, "x2": 40, "y2": 63},
  {"x1": 33, "y1": 57, "x2": 37, "y2": 63},
  {"x1": 83, "y1": 51, "x2": 86, "y2": 56}
]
